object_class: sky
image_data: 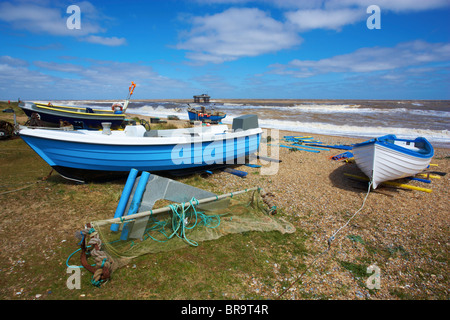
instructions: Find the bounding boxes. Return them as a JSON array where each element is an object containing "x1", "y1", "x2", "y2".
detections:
[{"x1": 1, "y1": 0, "x2": 449, "y2": 100}]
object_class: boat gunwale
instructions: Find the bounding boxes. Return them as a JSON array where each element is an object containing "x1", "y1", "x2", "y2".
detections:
[
  {"x1": 18, "y1": 126, "x2": 263, "y2": 146},
  {"x1": 24, "y1": 102, "x2": 125, "y2": 118},
  {"x1": 353, "y1": 134, "x2": 434, "y2": 159}
]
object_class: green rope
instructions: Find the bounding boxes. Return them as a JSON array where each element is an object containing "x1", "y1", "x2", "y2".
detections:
[
  {"x1": 66, "y1": 246, "x2": 95, "y2": 269},
  {"x1": 91, "y1": 277, "x2": 105, "y2": 287},
  {"x1": 142, "y1": 197, "x2": 222, "y2": 247},
  {"x1": 169, "y1": 198, "x2": 199, "y2": 246}
]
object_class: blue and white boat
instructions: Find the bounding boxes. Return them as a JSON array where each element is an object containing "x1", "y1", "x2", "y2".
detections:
[
  {"x1": 187, "y1": 105, "x2": 226, "y2": 123},
  {"x1": 352, "y1": 134, "x2": 434, "y2": 189},
  {"x1": 19, "y1": 115, "x2": 261, "y2": 182}
]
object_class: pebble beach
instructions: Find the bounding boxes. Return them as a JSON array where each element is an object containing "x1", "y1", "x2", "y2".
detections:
[{"x1": 145, "y1": 115, "x2": 450, "y2": 300}]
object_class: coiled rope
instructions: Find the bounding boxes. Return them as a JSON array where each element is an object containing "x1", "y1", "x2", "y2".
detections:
[
  {"x1": 143, "y1": 197, "x2": 222, "y2": 247},
  {"x1": 78, "y1": 225, "x2": 118, "y2": 287}
]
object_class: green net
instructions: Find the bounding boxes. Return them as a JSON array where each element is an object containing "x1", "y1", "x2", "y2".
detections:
[
  {"x1": 101, "y1": 189, "x2": 292, "y2": 255},
  {"x1": 75, "y1": 187, "x2": 295, "y2": 286}
]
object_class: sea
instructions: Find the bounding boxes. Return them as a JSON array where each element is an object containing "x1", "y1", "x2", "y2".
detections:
[{"x1": 49, "y1": 99, "x2": 450, "y2": 148}]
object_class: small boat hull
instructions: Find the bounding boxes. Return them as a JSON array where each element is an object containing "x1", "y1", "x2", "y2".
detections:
[
  {"x1": 352, "y1": 135, "x2": 434, "y2": 189},
  {"x1": 187, "y1": 108, "x2": 226, "y2": 122},
  {"x1": 19, "y1": 122, "x2": 261, "y2": 182},
  {"x1": 20, "y1": 102, "x2": 125, "y2": 130}
]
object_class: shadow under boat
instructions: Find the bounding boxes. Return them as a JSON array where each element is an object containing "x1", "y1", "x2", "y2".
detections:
[{"x1": 54, "y1": 163, "x2": 240, "y2": 184}]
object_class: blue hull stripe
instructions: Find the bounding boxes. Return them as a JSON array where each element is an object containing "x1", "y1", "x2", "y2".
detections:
[{"x1": 21, "y1": 133, "x2": 261, "y2": 172}]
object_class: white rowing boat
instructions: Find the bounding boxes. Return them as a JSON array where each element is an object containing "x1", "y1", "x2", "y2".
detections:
[{"x1": 352, "y1": 134, "x2": 434, "y2": 189}]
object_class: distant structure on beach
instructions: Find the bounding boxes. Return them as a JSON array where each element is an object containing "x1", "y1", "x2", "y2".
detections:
[{"x1": 193, "y1": 94, "x2": 210, "y2": 103}]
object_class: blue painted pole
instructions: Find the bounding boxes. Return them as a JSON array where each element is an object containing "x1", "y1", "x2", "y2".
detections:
[
  {"x1": 406, "y1": 177, "x2": 431, "y2": 184},
  {"x1": 292, "y1": 144, "x2": 330, "y2": 151},
  {"x1": 110, "y1": 169, "x2": 139, "y2": 232},
  {"x1": 120, "y1": 171, "x2": 151, "y2": 240},
  {"x1": 223, "y1": 167, "x2": 248, "y2": 177},
  {"x1": 245, "y1": 164, "x2": 262, "y2": 168},
  {"x1": 280, "y1": 145, "x2": 320, "y2": 153}
]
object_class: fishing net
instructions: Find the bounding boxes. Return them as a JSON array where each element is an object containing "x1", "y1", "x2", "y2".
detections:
[{"x1": 74, "y1": 186, "x2": 295, "y2": 286}]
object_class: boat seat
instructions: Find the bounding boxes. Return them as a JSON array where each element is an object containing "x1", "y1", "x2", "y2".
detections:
[
  {"x1": 144, "y1": 130, "x2": 159, "y2": 137},
  {"x1": 124, "y1": 125, "x2": 147, "y2": 137},
  {"x1": 86, "y1": 107, "x2": 94, "y2": 113},
  {"x1": 232, "y1": 114, "x2": 259, "y2": 131}
]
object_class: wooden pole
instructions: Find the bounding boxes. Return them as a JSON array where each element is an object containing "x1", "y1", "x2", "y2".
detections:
[{"x1": 94, "y1": 187, "x2": 260, "y2": 227}]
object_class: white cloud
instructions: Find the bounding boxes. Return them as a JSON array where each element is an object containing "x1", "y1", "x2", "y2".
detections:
[
  {"x1": 0, "y1": 56, "x2": 192, "y2": 99},
  {"x1": 34, "y1": 59, "x2": 190, "y2": 93},
  {"x1": 0, "y1": 56, "x2": 29, "y2": 67},
  {"x1": 180, "y1": 1, "x2": 450, "y2": 64},
  {"x1": 194, "y1": 0, "x2": 450, "y2": 34},
  {"x1": 324, "y1": 0, "x2": 450, "y2": 12},
  {"x1": 284, "y1": 0, "x2": 450, "y2": 32},
  {"x1": 194, "y1": 0, "x2": 450, "y2": 11},
  {"x1": 0, "y1": 1, "x2": 102, "y2": 36},
  {"x1": 0, "y1": 56, "x2": 55, "y2": 99},
  {"x1": 177, "y1": 8, "x2": 302, "y2": 64},
  {"x1": 33, "y1": 61, "x2": 84, "y2": 73},
  {"x1": 285, "y1": 8, "x2": 364, "y2": 31},
  {"x1": 191, "y1": 73, "x2": 237, "y2": 92},
  {"x1": 270, "y1": 41, "x2": 450, "y2": 77},
  {"x1": 0, "y1": 1, "x2": 125, "y2": 46},
  {"x1": 83, "y1": 35, "x2": 127, "y2": 46}
]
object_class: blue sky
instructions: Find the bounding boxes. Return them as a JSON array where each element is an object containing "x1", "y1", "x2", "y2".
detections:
[{"x1": 1, "y1": 0, "x2": 449, "y2": 100}]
